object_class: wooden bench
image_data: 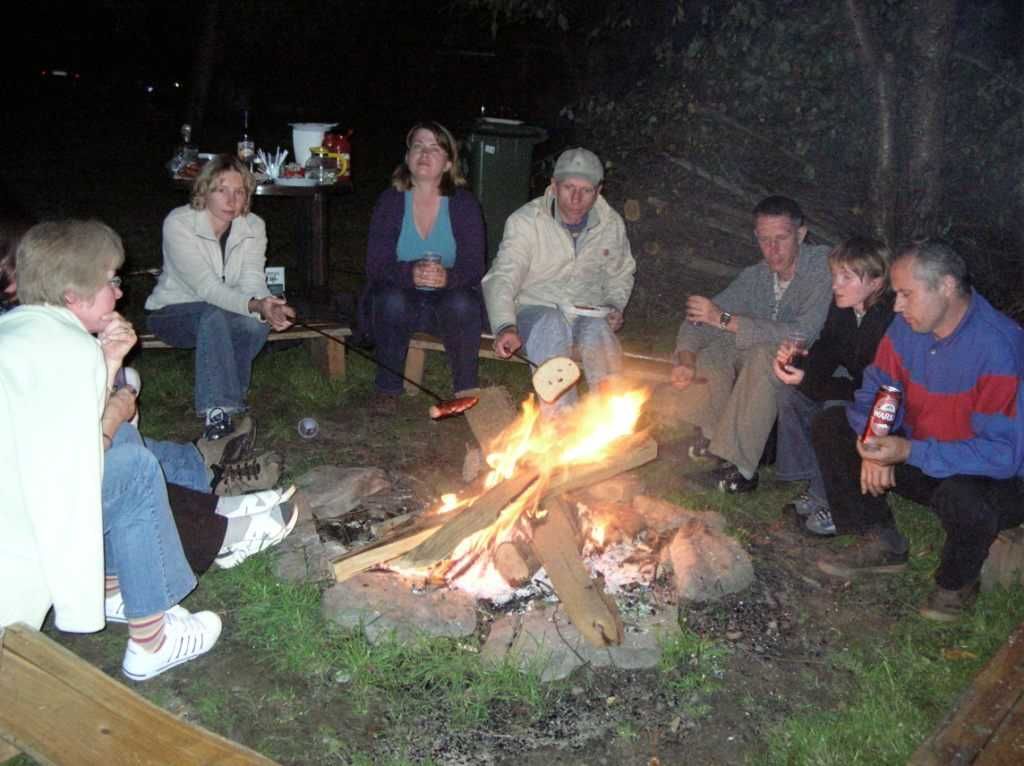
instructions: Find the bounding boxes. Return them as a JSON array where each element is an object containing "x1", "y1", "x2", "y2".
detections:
[
  {"x1": 139, "y1": 321, "x2": 351, "y2": 380},
  {"x1": 402, "y1": 332, "x2": 673, "y2": 395},
  {"x1": 908, "y1": 620, "x2": 1024, "y2": 764},
  {"x1": 0, "y1": 623, "x2": 276, "y2": 765}
]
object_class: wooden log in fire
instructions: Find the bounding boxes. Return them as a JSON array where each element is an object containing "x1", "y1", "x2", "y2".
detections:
[
  {"x1": 494, "y1": 540, "x2": 540, "y2": 587},
  {"x1": 331, "y1": 436, "x2": 658, "y2": 583},
  {"x1": 529, "y1": 495, "x2": 624, "y2": 647},
  {"x1": 395, "y1": 436, "x2": 658, "y2": 572}
]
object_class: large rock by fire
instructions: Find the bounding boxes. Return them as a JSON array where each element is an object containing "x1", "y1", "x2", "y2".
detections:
[
  {"x1": 662, "y1": 517, "x2": 754, "y2": 602},
  {"x1": 322, "y1": 572, "x2": 478, "y2": 643},
  {"x1": 293, "y1": 466, "x2": 391, "y2": 516},
  {"x1": 632, "y1": 495, "x2": 727, "y2": 535}
]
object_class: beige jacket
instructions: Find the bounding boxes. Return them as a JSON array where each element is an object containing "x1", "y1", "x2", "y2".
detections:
[
  {"x1": 482, "y1": 190, "x2": 635, "y2": 333},
  {"x1": 145, "y1": 205, "x2": 270, "y2": 317},
  {"x1": 0, "y1": 306, "x2": 106, "y2": 632}
]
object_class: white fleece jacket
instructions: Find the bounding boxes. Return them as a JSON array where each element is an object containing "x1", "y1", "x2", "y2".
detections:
[
  {"x1": 0, "y1": 305, "x2": 106, "y2": 632},
  {"x1": 145, "y1": 205, "x2": 271, "y2": 317}
]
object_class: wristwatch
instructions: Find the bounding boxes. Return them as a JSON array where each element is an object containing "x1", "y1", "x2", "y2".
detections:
[{"x1": 718, "y1": 311, "x2": 732, "y2": 329}]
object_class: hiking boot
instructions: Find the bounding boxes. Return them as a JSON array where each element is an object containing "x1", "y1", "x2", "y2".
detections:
[
  {"x1": 202, "y1": 407, "x2": 238, "y2": 441},
  {"x1": 214, "y1": 497, "x2": 300, "y2": 569},
  {"x1": 804, "y1": 507, "x2": 837, "y2": 537},
  {"x1": 919, "y1": 581, "x2": 980, "y2": 622},
  {"x1": 816, "y1": 533, "x2": 909, "y2": 578},
  {"x1": 121, "y1": 608, "x2": 222, "y2": 681},
  {"x1": 211, "y1": 451, "x2": 282, "y2": 496},
  {"x1": 785, "y1": 491, "x2": 825, "y2": 517},
  {"x1": 369, "y1": 391, "x2": 400, "y2": 417},
  {"x1": 195, "y1": 414, "x2": 256, "y2": 469}
]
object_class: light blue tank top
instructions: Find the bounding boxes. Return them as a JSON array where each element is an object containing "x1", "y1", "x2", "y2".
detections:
[{"x1": 396, "y1": 192, "x2": 457, "y2": 267}]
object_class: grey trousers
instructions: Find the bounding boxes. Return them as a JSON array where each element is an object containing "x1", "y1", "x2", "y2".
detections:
[{"x1": 674, "y1": 339, "x2": 782, "y2": 476}]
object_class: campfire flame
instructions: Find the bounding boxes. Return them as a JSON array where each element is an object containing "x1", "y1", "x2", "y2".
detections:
[{"x1": 391, "y1": 385, "x2": 651, "y2": 597}]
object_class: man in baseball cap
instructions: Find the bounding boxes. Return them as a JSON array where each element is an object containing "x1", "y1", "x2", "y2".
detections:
[{"x1": 482, "y1": 147, "x2": 635, "y2": 414}]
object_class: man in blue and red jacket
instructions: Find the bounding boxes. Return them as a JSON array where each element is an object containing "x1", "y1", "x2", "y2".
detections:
[{"x1": 810, "y1": 239, "x2": 1024, "y2": 621}]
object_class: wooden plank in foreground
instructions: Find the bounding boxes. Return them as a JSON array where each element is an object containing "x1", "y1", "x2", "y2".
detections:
[
  {"x1": 529, "y1": 495, "x2": 624, "y2": 648},
  {"x1": 0, "y1": 623, "x2": 276, "y2": 766},
  {"x1": 908, "y1": 621, "x2": 1024, "y2": 765}
]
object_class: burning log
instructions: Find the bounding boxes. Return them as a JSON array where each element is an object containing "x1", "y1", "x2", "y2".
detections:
[
  {"x1": 332, "y1": 525, "x2": 442, "y2": 583},
  {"x1": 394, "y1": 436, "x2": 657, "y2": 572},
  {"x1": 529, "y1": 495, "x2": 624, "y2": 647},
  {"x1": 493, "y1": 540, "x2": 540, "y2": 587}
]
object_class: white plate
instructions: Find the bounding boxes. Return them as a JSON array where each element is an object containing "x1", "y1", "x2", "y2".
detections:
[
  {"x1": 560, "y1": 304, "x2": 611, "y2": 318},
  {"x1": 275, "y1": 177, "x2": 317, "y2": 187}
]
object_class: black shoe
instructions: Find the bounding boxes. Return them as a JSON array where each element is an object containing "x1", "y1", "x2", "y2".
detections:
[
  {"x1": 714, "y1": 465, "x2": 759, "y2": 493},
  {"x1": 687, "y1": 432, "x2": 712, "y2": 460},
  {"x1": 686, "y1": 463, "x2": 758, "y2": 493},
  {"x1": 202, "y1": 408, "x2": 235, "y2": 441}
]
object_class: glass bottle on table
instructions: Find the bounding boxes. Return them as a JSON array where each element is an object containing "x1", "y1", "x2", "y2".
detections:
[{"x1": 237, "y1": 110, "x2": 255, "y2": 170}]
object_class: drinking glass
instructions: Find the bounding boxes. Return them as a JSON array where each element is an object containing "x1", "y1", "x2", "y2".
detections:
[{"x1": 416, "y1": 252, "x2": 443, "y2": 291}]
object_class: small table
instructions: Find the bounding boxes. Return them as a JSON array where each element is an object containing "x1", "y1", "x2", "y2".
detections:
[{"x1": 173, "y1": 178, "x2": 353, "y2": 292}]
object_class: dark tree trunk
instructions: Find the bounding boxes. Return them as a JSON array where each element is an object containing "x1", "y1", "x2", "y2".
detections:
[
  {"x1": 902, "y1": 0, "x2": 958, "y2": 239},
  {"x1": 185, "y1": 0, "x2": 221, "y2": 134},
  {"x1": 845, "y1": 0, "x2": 898, "y2": 246}
]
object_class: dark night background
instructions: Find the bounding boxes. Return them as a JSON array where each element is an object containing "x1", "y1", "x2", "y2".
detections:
[{"x1": 3, "y1": 0, "x2": 1024, "y2": 329}]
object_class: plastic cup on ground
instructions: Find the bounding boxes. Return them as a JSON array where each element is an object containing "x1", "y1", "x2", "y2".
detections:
[{"x1": 297, "y1": 417, "x2": 319, "y2": 439}]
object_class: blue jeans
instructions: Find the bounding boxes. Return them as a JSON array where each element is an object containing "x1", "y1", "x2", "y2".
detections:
[
  {"x1": 148, "y1": 302, "x2": 270, "y2": 416},
  {"x1": 370, "y1": 286, "x2": 482, "y2": 395},
  {"x1": 775, "y1": 387, "x2": 844, "y2": 504},
  {"x1": 103, "y1": 425, "x2": 197, "y2": 618},
  {"x1": 140, "y1": 432, "x2": 211, "y2": 492},
  {"x1": 517, "y1": 305, "x2": 623, "y2": 414}
]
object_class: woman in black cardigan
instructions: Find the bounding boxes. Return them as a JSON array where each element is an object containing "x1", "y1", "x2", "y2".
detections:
[{"x1": 773, "y1": 237, "x2": 895, "y2": 536}]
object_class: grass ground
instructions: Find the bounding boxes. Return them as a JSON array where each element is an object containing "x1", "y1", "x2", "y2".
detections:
[{"x1": 5, "y1": 344, "x2": 1024, "y2": 765}]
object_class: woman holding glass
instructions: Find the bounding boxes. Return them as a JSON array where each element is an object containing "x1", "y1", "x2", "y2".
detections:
[
  {"x1": 363, "y1": 121, "x2": 485, "y2": 415},
  {"x1": 772, "y1": 237, "x2": 894, "y2": 536}
]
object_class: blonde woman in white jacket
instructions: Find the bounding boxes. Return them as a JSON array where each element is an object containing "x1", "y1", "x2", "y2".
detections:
[
  {"x1": 1, "y1": 220, "x2": 222, "y2": 680},
  {"x1": 145, "y1": 155, "x2": 294, "y2": 441}
]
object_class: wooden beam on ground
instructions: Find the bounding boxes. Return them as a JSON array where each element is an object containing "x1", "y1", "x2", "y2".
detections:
[
  {"x1": 529, "y1": 495, "x2": 624, "y2": 648},
  {"x1": 908, "y1": 620, "x2": 1024, "y2": 765},
  {"x1": 0, "y1": 623, "x2": 276, "y2": 765}
]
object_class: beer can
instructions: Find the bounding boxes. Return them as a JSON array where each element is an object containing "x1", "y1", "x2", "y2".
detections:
[{"x1": 862, "y1": 384, "x2": 902, "y2": 441}]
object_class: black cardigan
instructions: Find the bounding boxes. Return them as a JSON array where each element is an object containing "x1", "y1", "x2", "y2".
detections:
[{"x1": 797, "y1": 293, "x2": 895, "y2": 403}]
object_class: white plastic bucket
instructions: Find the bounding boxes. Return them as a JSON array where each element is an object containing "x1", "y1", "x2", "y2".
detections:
[{"x1": 290, "y1": 122, "x2": 337, "y2": 167}]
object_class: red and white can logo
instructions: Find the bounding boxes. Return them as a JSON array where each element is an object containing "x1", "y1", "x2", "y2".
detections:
[{"x1": 862, "y1": 385, "x2": 902, "y2": 441}]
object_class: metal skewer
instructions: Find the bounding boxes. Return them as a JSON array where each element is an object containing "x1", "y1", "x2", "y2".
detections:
[{"x1": 294, "y1": 321, "x2": 478, "y2": 417}]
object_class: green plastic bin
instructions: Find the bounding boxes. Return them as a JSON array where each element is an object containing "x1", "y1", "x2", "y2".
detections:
[{"x1": 466, "y1": 119, "x2": 548, "y2": 260}]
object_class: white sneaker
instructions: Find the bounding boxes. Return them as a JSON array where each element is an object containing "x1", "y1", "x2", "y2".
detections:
[
  {"x1": 214, "y1": 501, "x2": 300, "y2": 569},
  {"x1": 104, "y1": 592, "x2": 187, "y2": 625},
  {"x1": 215, "y1": 484, "x2": 297, "y2": 519},
  {"x1": 121, "y1": 609, "x2": 222, "y2": 681}
]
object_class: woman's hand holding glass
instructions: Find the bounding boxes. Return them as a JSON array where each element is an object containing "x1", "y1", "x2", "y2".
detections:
[
  {"x1": 413, "y1": 254, "x2": 447, "y2": 290},
  {"x1": 773, "y1": 332, "x2": 808, "y2": 386}
]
